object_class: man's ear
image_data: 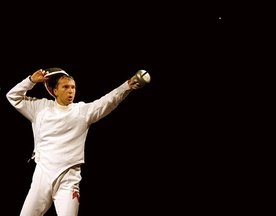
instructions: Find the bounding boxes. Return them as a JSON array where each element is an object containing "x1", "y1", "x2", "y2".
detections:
[{"x1": 53, "y1": 88, "x2": 57, "y2": 97}]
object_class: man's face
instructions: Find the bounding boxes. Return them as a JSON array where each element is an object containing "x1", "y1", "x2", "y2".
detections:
[{"x1": 54, "y1": 77, "x2": 76, "y2": 106}]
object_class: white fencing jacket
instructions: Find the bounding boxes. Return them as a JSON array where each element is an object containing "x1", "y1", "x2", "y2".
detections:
[{"x1": 6, "y1": 76, "x2": 132, "y2": 182}]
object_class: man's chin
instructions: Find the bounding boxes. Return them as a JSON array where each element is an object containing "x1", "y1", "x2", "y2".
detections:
[
  {"x1": 65, "y1": 100, "x2": 73, "y2": 105},
  {"x1": 67, "y1": 98, "x2": 74, "y2": 103}
]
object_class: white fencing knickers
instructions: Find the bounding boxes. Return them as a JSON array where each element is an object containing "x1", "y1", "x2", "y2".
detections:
[{"x1": 20, "y1": 164, "x2": 81, "y2": 216}]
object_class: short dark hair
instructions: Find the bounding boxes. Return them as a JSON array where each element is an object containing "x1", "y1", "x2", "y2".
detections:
[{"x1": 45, "y1": 67, "x2": 74, "y2": 90}]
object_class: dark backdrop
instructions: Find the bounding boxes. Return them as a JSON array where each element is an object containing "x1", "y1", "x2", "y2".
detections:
[{"x1": 0, "y1": 3, "x2": 238, "y2": 215}]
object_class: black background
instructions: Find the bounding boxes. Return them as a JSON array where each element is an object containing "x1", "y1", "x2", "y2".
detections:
[{"x1": 0, "y1": 2, "x2": 244, "y2": 215}]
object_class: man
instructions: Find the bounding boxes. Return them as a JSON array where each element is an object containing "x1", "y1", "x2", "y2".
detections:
[{"x1": 6, "y1": 67, "x2": 150, "y2": 216}]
